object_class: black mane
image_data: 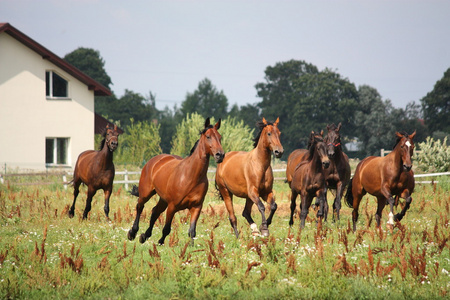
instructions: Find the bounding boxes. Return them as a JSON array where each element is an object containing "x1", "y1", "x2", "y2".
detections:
[
  {"x1": 99, "y1": 128, "x2": 108, "y2": 150},
  {"x1": 253, "y1": 120, "x2": 274, "y2": 148},
  {"x1": 189, "y1": 124, "x2": 215, "y2": 155}
]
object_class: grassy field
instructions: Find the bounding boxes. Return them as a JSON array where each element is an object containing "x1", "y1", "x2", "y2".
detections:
[{"x1": 0, "y1": 171, "x2": 449, "y2": 299}]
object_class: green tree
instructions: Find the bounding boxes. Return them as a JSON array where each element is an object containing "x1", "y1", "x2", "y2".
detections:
[
  {"x1": 421, "y1": 67, "x2": 450, "y2": 134},
  {"x1": 229, "y1": 103, "x2": 261, "y2": 131},
  {"x1": 256, "y1": 60, "x2": 359, "y2": 156},
  {"x1": 218, "y1": 116, "x2": 254, "y2": 153},
  {"x1": 170, "y1": 113, "x2": 209, "y2": 157},
  {"x1": 181, "y1": 78, "x2": 228, "y2": 119},
  {"x1": 115, "y1": 119, "x2": 162, "y2": 167}
]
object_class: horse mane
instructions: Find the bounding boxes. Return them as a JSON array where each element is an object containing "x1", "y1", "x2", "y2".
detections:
[
  {"x1": 189, "y1": 124, "x2": 215, "y2": 155},
  {"x1": 307, "y1": 135, "x2": 324, "y2": 161},
  {"x1": 99, "y1": 128, "x2": 108, "y2": 150},
  {"x1": 253, "y1": 120, "x2": 274, "y2": 148}
]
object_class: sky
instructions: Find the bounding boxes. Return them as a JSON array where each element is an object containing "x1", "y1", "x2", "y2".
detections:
[{"x1": 2, "y1": 0, "x2": 450, "y2": 111}]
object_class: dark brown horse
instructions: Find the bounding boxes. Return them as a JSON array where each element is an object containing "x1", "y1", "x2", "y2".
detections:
[
  {"x1": 345, "y1": 131, "x2": 416, "y2": 232},
  {"x1": 323, "y1": 123, "x2": 351, "y2": 221},
  {"x1": 127, "y1": 118, "x2": 224, "y2": 245},
  {"x1": 289, "y1": 132, "x2": 330, "y2": 228},
  {"x1": 69, "y1": 124, "x2": 119, "y2": 219},
  {"x1": 215, "y1": 118, "x2": 283, "y2": 237}
]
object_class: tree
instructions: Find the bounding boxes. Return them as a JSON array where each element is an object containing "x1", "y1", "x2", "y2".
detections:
[
  {"x1": 255, "y1": 60, "x2": 359, "y2": 156},
  {"x1": 170, "y1": 113, "x2": 210, "y2": 158},
  {"x1": 228, "y1": 103, "x2": 261, "y2": 131},
  {"x1": 218, "y1": 116, "x2": 254, "y2": 154},
  {"x1": 64, "y1": 47, "x2": 112, "y2": 89},
  {"x1": 180, "y1": 78, "x2": 228, "y2": 119},
  {"x1": 421, "y1": 67, "x2": 450, "y2": 135}
]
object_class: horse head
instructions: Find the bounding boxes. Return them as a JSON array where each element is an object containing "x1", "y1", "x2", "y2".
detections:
[
  {"x1": 202, "y1": 118, "x2": 225, "y2": 163},
  {"x1": 309, "y1": 131, "x2": 330, "y2": 169},
  {"x1": 105, "y1": 124, "x2": 119, "y2": 152},
  {"x1": 395, "y1": 131, "x2": 416, "y2": 172},
  {"x1": 325, "y1": 123, "x2": 342, "y2": 158},
  {"x1": 259, "y1": 117, "x2": 284, "y2": 158}
]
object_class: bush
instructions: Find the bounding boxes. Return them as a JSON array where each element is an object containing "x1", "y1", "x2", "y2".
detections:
[{"x1": 415, "y1": 136, "x2": 450, "y2": 172}]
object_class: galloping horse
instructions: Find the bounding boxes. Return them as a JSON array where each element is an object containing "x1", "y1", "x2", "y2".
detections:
[
  {"x1": 345, "y1": 131, "x2": 416, "y2": 232},
  {"x1": 215, "y1": 118, "x2": 283, "y2": 237},
  {"x1": 323, "y1": 123, "x2": 351, "y2": 221},
  {"x1": 289, "y1": 132, "x2": 330, "y2": 228},
  {"x1": 69, "y1": 124, "x2": 119, "y2": 219},
  {"x1": 285, "y1": 130, "x2": 323, "y2": 188},
  {"x1": 127, "y1": 118, "x2": 224, "y2": 245}
]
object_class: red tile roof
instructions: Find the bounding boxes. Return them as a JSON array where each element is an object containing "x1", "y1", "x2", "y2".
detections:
[{"x1": 0, "y1": 22, "x2": 112, "y2": 96}]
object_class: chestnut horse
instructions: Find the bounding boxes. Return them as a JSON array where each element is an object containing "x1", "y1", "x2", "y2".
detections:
[
  {"x1": 69, "y1": 124, "x2": 119, "y2": 219},
  {"x1": 323, "y1": 123, "x2": 351, "y2": 221},
  {"x1": 289, "y1": 132, "x2": 330, "y2": 228},
  {"x1": 345, "y1": 131, "x2": 416, "y2": 232},
  {"x1": 127, "y1": 118, "x2": 224, "y2": 245},
  {"x1": 215, "y1": 118, "x2": 283, "y2": 237}
]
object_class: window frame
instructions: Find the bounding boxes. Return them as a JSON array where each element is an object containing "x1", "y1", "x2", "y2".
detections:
[
  {"x1": 45, "y1": 137, "x2": 70, "y2": 167},
  {"x1": 45, "y1": 70, "x2": 71, "y2": 100}
]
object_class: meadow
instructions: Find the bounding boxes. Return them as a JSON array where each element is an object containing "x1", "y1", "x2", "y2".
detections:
[{"x1": 0, "y1": 170, "x2": 449, "y2": 299}]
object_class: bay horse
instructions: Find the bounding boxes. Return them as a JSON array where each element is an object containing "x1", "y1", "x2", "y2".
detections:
[
  {"x1": 289, "y1": 132, "x2": 330, "y2": 229},
  {"x1": 323, "y1": 123, "x2": 351, "y2": 222},
  {"x1": 215, "y1": 117, "x2": 283, "y2": 237},
  {"x1": 127, "y1": 118, "x2": 224, "y2": 245},
  {"x1": 345, "y1": 131, "x2": 416, "y2": 232},
  {"x1": 69, "y1": 124, "x2": 119, "y2": 219}
]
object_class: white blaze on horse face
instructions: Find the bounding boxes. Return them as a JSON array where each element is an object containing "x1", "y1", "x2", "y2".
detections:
[
  {"x1": 405, "y1": 141, "x2": 411, "y2": 148},
  {"x1": 388, "y1": 212, "x2": 394, "y2": 225}
]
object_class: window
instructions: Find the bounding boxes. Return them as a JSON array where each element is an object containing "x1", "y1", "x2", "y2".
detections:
[
  {"x1": 46, "y1": 71, "x2": 69, "y2": 98},
  {"x1": 46, "y1": 138, "x2": 70, "y2": 166}
]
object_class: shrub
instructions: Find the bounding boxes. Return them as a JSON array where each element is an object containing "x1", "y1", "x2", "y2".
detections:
[{"x1": 416, "y1": 136, "x2": 450, "y2": 172}]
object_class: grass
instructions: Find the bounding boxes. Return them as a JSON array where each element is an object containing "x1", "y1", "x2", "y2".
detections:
[{"x1": 0, "y1": 174, "x2": 449, "y2": 299}]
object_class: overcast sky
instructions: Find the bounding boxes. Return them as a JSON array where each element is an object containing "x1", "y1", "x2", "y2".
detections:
[{"x1": 2, "y1": 0, "x2": 450, "y2": 110}]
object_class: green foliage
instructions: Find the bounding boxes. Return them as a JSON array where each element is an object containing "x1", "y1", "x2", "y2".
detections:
[
  {"x1": 180, "y1": 78, "x2": 228, "y2": 119},
  {"x1": 416, "y1": 136, "x2": 450, "y2": 172},
  {"x1": 217, "y1": 116, "x2": 254, "y2": 153},
  {"x1": 170, "y1": 113, "x2": 207, "y2": 157},
  {"x1": 115, "y1": 119, "x2": 162, "y2": 167},
  {"x1": 256, "y1": 60, "x2": 359, "y2": 155},
  {"x1": 421, "y1": 67, "x2": 450, "y2": 134}
]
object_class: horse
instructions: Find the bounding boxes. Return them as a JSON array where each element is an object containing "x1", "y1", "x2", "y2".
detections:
[
  {"x1": 286, "y1": 130, "x2": 324, "y2": 188},
  {"x1": 394, "y1": 169, "x2": 415, "y2": 221},
  {"x1": 289, "y1": 132, "x2": 330, "y2": 229},
  {"x1": 215, "y1": 117, "x2": 283, "y2": 237},
  {"x1": 69, "y1": 124, "x2": 119, "y2": 220},
  {"x1": 127, "y1": 118, "x2": 224, "y2": 245},
  {"x1": 323, "y1": 123, "x2": 351, "y2": 222},
  {"x1": 345, "y1": 131, "x2": 416, "y2": 232}
]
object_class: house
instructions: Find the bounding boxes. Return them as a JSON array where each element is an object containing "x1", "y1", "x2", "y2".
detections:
[{"x1": 0, "y1": 23, "x2": 113, "y2": 171}]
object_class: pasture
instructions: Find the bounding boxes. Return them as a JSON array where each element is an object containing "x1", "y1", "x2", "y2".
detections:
[{"x1": 0, "y1": 170, "x2": 449, "y2": 299}]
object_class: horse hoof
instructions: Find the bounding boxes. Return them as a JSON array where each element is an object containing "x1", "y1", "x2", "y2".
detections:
[
  {"x1": 127, "y1": 230, "x2": 136, "y2": 241},
  {"x1": 68, "y1": 211, "x2": 74, "y2": 218},
  {"x1": 386, "y1": 223, "x2": 394, "y2": 233},
  {"x1": 139, "y1": 234, "x2": 147, "y2": 244},
  {"x1": 260, "y1": 229, "x2": 270, "y2": 237}
]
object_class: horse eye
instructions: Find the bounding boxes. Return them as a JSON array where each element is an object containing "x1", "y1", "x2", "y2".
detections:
[{"x1": 268, "y1": 132, "x2": 272, "y2": 136}]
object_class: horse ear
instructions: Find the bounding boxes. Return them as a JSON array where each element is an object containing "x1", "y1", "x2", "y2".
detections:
[
  {"x1": 114, "y1": 124, "x2": 117, "y2": 131},
  {"x1": 337, "y1": 122, "x2": 342, "y2": 131},
  {"x1": 410, "y1": 130, "x2": 416, "y2": 140},
  {"x1": 274, "y1": 117, "x2": 279, "y2": 126},
  {"x1": 215, "y1": 118, "x2": 221, "y2": 130},
  {"x1": 395, "y1": 132, "x2": 403, "y2": 138},
  {"x1": 320, "y1": 130, "x2": 324, "y2": 136},
  {"x1": 262, "y1": 117, "x2": 268, "y2": 125},
  {"x1": 204, "y1": 117, "x2": 211, "y2": 128}
]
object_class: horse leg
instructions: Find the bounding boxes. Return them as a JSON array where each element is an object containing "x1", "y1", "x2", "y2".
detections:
[
  {"x1": 395, "y1": 192, "x2": 412, "y2": 222},
  {"x1": 247, "y1": 188, "x2": 269, "y2": 236},
  {"x1": 264, "y1": 192, "x2": 277, "y2": 227},
  {"x1": 375, "y1": 196, "x2": 387, "y2": 228},
  {"x1": 220, "y1": 188, "x2": 239, "y2": 238},
  {"x1": 242, "y1": 198, "x2": 259, "y2": 236},
  {"x1": 300, "y1": 193, "x2": 313, "y2": 229},
  {"x1": 127, "y1": 190, "x2": 155, "y2": 241},
  {"x1": 158, "y1": 204, "x2": 177, "y2": 245},
  {"x1": 69, "y1": 179, "x2": 81, "y2": 218},
  {"x1": 351, "y1": 191, "x2": 363, "y2": 232},
  {"x1": 82, "y1": 187, "x2": 97, "y2": 220},
  {"x1": 139, "y1": 198, "x2": 167, "y2": 244},
  {"x1": 316, "y1": 189, "x2": 326, "y2": 225},
  {"x1": 333, "y1": 182, "x2": 344, "y2": 222},
  {"x1": 187, "y1": 204, "x2": 203, "y2": 246},
  {"x1": 289, "y1": 190, "x2": 298, "y2": 226},
  {"x1": 103, "y1": 185, "x2": 112, "y2": 219}
]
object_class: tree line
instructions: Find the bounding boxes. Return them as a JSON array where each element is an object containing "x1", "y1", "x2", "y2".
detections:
[{"x1": 65, "y1": 48, "x2": 449, "y2": 163}]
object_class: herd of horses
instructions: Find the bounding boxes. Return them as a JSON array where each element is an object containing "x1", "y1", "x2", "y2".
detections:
[{"x1": 69, "y1": 118, "x2": 416, "y2": 245}]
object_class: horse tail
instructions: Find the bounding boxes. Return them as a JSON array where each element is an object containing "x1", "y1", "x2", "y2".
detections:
[
  {"x1": 214, "y1": 181, "x2": 224, "y2": 201},
  {"x1": 129, "y1": 185, "x2": 139, "y2": 197},
  {"x1": 344, "y1": 178, "x2": 354, "y2": 208}
]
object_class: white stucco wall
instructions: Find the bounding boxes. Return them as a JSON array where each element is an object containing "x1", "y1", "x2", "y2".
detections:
[{"x1": 0, "y1": 33, "x2": 95, "y2": 171}]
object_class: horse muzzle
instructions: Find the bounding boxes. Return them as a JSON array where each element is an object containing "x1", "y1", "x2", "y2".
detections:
[
  {"x1": 403, "y1": 164, "x2": 412, "y2": 172},
  {"x1": 273, "y1": 149, "x2": 284, "y2": 159},
  {"x1": 322, "y1": 160, "x2": 330, "y2": 169},
  {"x1": 214, "y1": 152, "x2": 225, "y2": 163},
  {"x1": 109, "y1": 141, "x2": 118, "y2": 152}
]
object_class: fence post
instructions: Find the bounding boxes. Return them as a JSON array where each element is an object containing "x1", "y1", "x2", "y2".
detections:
[
  {"x1": 381, "y1": 149, "x2": 385, "y2": 157},
  {"x1": 124, "y1": 169, "x2": 129, "y2": 191},
  {"x1": 63, "y1": 174, "x2": 67, "y2": 191}
]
